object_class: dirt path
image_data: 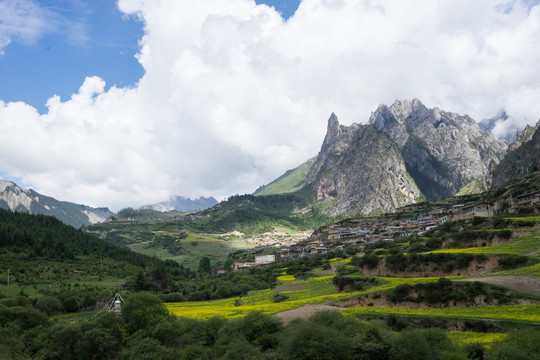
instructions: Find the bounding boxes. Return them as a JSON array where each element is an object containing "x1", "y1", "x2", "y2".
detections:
[
  {"x1": 461, "y1": 276, "x2": 540, "y2": 296},
  {"x1": 273, "y1": 304, "x2": 343, "y2": 324}
]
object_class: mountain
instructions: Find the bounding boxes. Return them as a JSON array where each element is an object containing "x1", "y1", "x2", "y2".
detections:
[
  {"x1": 491, "y1": 119, "x2": 540, "y2": 187},
  {"x1": 141, "y1": 195, "x2": 218, "y2": 212},
  {"x1": 0, "y1": 179, "x2": 112, "y2": 228},
  {"x1": 304, "y1": 113, "x2": 424, "y2": 216},
  {"x1": 256, "y1": 99, "x2": 507, "y2": 216},
  {"x1": 369, "y1": 99, "x2": 507, "y2": 200}
]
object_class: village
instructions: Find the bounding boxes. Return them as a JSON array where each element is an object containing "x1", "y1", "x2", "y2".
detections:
[{"x1": 232, "y1": 189, "x2": 540, "y2": 270}]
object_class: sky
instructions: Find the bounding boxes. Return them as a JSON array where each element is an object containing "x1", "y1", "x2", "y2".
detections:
[{"x1": 0, "y1": 0, "x2": 540, "y2": 211}]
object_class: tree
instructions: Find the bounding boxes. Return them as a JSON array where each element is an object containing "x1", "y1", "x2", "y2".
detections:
[
  {"x1": 121, "y1": 293, "x2": 169, "y2": 335},
  {"x1": 199, "y1": 257, "x2": 211, "y2": 274},
  {"x1": 224, "y1": 258, "x2": 234, "y2": 271},
  {"x1": 134, "y1": 270, "x2": 147, "y2": 291},
  {"x1": 278, "y1": 318, "x2": 352, "y2": 360}
]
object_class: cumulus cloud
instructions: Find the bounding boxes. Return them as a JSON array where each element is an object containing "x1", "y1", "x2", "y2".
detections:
[{"x1": 1, "y1": 0, "x2": 540, "y2": 210}]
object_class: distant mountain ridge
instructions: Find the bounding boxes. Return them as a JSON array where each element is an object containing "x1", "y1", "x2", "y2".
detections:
[
  {"x1": 255, "y1": 99, "x2": 508, "y2": 216},
  {"x1": 141, "y1": 195, "x2": 218, "y2": 212},
  {"x1": 0, "y1": 179, "x2": 112, "y2": 228},
  {"x1": 491, "y1": 119, "x2": 540, "y2": 187}
]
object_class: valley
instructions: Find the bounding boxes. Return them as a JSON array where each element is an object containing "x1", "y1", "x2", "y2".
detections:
[{"x1": 1, "y1": 99, "x2": 540, "y2": 359}]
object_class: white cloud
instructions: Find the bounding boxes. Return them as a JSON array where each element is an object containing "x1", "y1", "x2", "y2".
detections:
[
  {"x1": 0, "y1": 0, "x2": 92, "y2": 54},
  {"x1": 1, "y1": 0, "x2": 540, "y2": 210},
  {"x1": 0, "y1": 0, "x2": 55, "y2": 53}
]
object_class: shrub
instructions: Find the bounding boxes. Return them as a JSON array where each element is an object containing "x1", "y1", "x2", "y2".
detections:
[
  {"x1": 497, "y1": 255, "x2": 528, "y2": 269},
  {"x1": 273, "y1": 293, "x2": 289, "y2": 303},
  {"x1": 35, "y1": 296, "x2": 64, "y2": 315}
]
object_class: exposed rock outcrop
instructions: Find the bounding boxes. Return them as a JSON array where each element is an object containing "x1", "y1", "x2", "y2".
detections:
[
  {"x1": 0, "y1": 179, "x2": 112, "y2": 228},
  {"x1": 491, "y1": 119, "x2": 540, "y2": 187},
  {"x1": 368, "y1": 99, "x2": 507, "y2": 200},
  {"x1": 256, "y1": 99, "x2": 509, "y2": 216},
  {"x1": 305, "y1": 115, "x2": 423, "y2": 216}
]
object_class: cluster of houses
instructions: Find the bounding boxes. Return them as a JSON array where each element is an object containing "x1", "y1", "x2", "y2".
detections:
[
  {"x1": 244, "y1": 231, "x2": 312, "y2": 248},
  {"x1": 513, "y1": 190, "x2": 540, "y2": 211},
  {"x1": 230, "y1": 189, "x2": 539, "y2": 268},
  {"x1": 233, "y1": 253, "x2": 278, "y2": 270}
]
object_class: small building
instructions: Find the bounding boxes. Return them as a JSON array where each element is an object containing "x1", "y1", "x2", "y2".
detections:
[
  {"x1": 399, "y1": 233, "x2": 413, "y2": 237},
  {"x1": 454, "y1": 202, "x2": 494, "y2": 218},
  {"x1": 255, "y1": 254, "x2": 276, "y2": 264},
  {"x1": 514, "y1": 190, "x2": 540, "y2": 208}
]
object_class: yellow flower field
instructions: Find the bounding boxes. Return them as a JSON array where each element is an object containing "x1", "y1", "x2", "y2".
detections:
[
  {"x1": 343, "y1": 304, "x2": 540, "y2": 323},
  {"x1": 430, "y1": 231, "x2": 540, "y2": 258},
  {"x1": 448, "y1": 331, "x2": 506, "y2": 346},
  {"x1": 166, "y1": 275, "x2": 452, "y2": 320},
  {"x1": 276, "y1": 274, "x2": 296, "y2": 281}
]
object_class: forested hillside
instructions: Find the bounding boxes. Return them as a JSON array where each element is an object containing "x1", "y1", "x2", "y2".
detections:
[{"x1": 0, "y1": 209, "x2": 157, "y2": 267}]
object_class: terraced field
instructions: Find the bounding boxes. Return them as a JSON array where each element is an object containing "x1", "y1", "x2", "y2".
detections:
[
  {"x1": 167, "y1": 223, "x2": 540, "y2": 327},
  {"x1": 431, "y1": 230, "x2": 540, "y2": 258}
]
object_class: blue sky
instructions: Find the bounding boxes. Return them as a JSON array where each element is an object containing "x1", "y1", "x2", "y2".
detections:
[
  {"x1": 1, "y1": 0, "x2": 539, "y2": 210},
  {"x1": 0, "y1": 0, "x2": 299, "y2": 114}
]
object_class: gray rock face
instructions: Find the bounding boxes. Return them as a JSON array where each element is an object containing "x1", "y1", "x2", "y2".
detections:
[
  {"x1": 258, "y1": 99, "x2": 509, "y2": 216},
  {"x1": 368, "y1": 99, "x2": 507, "y2": 200},
  {"x1": 0, "y1": 179, "x2": 113, "y2": 228},
  {"x1": 491, "y1": 119, "x2": 540, "y2": 187},
  {"x1": 506, "y1": 120, "x2": 540, "y2": 153},
  {"x1": 305, "y1": 115, "x2": 424, "y2": 216}
]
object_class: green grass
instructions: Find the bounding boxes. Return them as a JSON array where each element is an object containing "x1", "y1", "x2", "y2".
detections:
[
  {"x1": 128, "y1": 235, "x2": 256, "y2": 270},
  {"x1": 506, "y1": 216, "x2": 540, "y2": 223},
  {"x1": 50, "y1": 311, "x2": 95, "y2": 323},
  {"x1": 343, "y1": 304, "x2": 540, "y2": 323},
  {"x1": 431, "y1": 231, "x2": 540, "y2": 257},
  {"x1": 165, "y1": 275, "x2": 454, "y2": 320},
  {"x1": 255, "y1": 158, "x2": 316, "y2": 196},
  {"x1": 491, "y1": 262, "x2": 540, "y2": 277}
]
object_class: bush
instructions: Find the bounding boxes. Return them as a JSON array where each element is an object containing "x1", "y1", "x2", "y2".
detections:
[
  {"x1": 121, "y1": 293, "x2": 169, "y2": 335},
  {"x1": 160, "y1": 292, "x2": 185, "y2": 303},
  {"x1": 497, "y1": 255, "x2": 528, "y2": 269},
  {"x1": 273, "y1": 293, "x2": 289, "y2": 303},
  {"x1": 35, "y1": 296, "x2": 64, "y2": 315},
  {"x1": 278, "y1": 316, "x2": 353, "y2": 360}
]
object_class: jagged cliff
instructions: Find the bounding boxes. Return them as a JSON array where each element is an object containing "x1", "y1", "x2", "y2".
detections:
[
  {"x1": 256, "y1": 99, "x2": 508, "y2": 216},
  {"x1": 369, "y1": 99, "x2": 507, "y2": 200},
  {"x1": 304, "y1": 114, "x2": 424, "y2": 216},
  {"x1": 0, "y1": 179, "x2": 112, "y2": 228},
  {"x1": 491, "y1": 119, "x2": 540, "y2": 187}
]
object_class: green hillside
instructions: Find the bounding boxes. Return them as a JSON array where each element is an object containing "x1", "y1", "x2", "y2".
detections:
[
  {"x1": 2, "y1": 175, "x2": 540, "y2": 360},
  {"x1": 254, "y1": 157, "x2": 316, "y2": 196}
]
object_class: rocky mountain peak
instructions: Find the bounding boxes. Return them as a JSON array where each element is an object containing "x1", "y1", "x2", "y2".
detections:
[
  {"x1": 507, "y1": 119, "x2": 540, "y2": 153},
  {"x1": 388, "y1": 98, "x2": 424, "y2": 123},
  {"x1": 369, "y1": 98, "x2": 429, "y2": 129},
  {"x1": 321, "y1": 112, "x2": 342, "y2": 151},
  {"x1": 0, "y1": 179, "x2": 112, "y2": 227}
]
